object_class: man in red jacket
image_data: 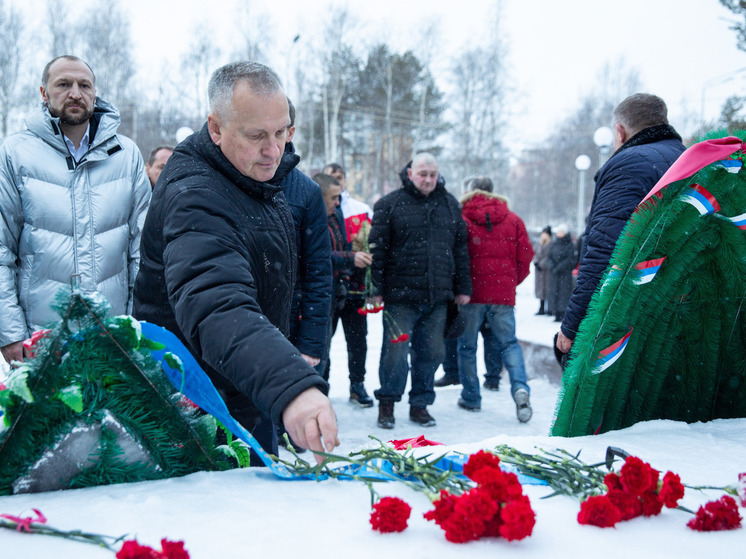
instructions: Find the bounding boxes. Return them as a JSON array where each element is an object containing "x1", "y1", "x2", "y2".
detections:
[{"x1": 457, "y1": 177, "x2": 534, "y2": 422}]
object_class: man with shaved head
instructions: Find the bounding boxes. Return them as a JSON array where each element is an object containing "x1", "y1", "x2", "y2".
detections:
[{"x1": 369, "y1": 153, "x2": 472, "y2": 429}]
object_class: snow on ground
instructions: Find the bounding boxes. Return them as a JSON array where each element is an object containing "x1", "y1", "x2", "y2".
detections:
[{"x1": 2, "y1": 272, "x2": 745, "y2": 557}]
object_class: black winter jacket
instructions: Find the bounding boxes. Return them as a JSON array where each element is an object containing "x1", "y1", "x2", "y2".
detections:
[
  {"x1": 133, "y1": 124, "x2": 328, "y2": 426},
  {"x1": 369, "y1": 163, "x2": 471, "y2": 304},
  {"x1": 561, "y1": 124, "x2": 685, "y2": 338},
  {"x1": 281, "y1": 143, "x2": 332, "y2": 360}
]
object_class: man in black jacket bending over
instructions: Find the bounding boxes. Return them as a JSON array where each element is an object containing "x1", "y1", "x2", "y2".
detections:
[
  {"x1": 555, "y1": 93, "x2": 685, "y2": 357},
  {"x1": 133, "y1": 62, "x2": 338, "y2": 461}
]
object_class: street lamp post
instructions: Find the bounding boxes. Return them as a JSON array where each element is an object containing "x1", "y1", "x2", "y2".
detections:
[
  {"x1": 593, "y1": 126, "x2": 614, "y2": 167},
  {"x1": 575, "y1": 154, "x2": 591, "y2": 236}
]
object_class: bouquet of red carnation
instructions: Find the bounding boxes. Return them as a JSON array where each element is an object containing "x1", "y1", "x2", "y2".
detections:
[
  {"x1": 424, "y1": 450, "x2": 535, "y2": 543},
  {"x1": 577, "y1": 455, "x2": 684, "y2": 528}
]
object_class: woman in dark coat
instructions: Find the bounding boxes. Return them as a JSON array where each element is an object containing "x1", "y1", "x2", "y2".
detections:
[
  {"x1": 533, "y1": 226, "x2": 552, "y2": 315},
  {"x1": 546, "y1": 224, "x2": 577, "y2": 322}
]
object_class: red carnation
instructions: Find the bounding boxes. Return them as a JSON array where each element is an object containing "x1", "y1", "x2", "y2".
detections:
[
  {"x1": 498, "y1": 495, "x2": 536, "y2": 541},
  {"x1": 639, "y1": 491, "x2": 663, "y2": 517},
  {"x1": 577, "y1": 495, "x2": 622, "y2": 528},
  {"x1": 160, "y1": 539, "x2": 190, "y2": 559},
  {"x1": 659, "y1": 471, "x2": 685, "y2": 509},
  {"x1": 398, "y1": 333, "x2": 410, "y2": 342},
  {"x1": 604, "y1": 472, "x2": 622, "y2": 491},
  {"x1": 619, "y1": 456, "x2": 658, "y2": 496},
  {"x1": 687, "y1": 496, "x2": 743, "y2": 532},
  {"x1": 607, "y1": 489, "x2": 642, "y2": 521},
  {"x1": 370, "y1": 496, "x2": 412, "y2": 533},
  {"x1": 357, "y1": 307, "x2": 368, "y2": 315},
  {"x1": 424, "y1": 490, "x2": 458, "y2": 528},
  {"x1": 463, "y1": 450, "x2": 502, "y2": 482},
  {"x1": 116, "y1": 541, "x2": 160, "y2": 559}
]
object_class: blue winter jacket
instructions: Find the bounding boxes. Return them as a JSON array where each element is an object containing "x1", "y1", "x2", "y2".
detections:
[
  {"x1": 281, "y1": 143, "x2": 332, "y2": 360},
  {"x1": 561, "y1": 125, "x2": 685, "y2": 339}
]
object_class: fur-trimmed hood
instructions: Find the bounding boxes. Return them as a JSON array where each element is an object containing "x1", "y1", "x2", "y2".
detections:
[{"x1": 461, "y1": 190, "x2": 510, "y2": 229}]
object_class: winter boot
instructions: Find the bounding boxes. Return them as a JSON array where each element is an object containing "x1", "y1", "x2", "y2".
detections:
[
  {"x1": 409, "y1": 406, "x2": 436, "y2": 427},
  {"x1": 513, "y1": 388, "x2": 532, "y2": 423},
  {"x1": 377, "y1": 401, "x2": 395, "y2": 429},
  {"x1": 535, "y1": 300, "x2": 545, "y2": 315},
  {"x1": 434, "y1": 375, "x2": 460, "y2": 388},
  {"x1": 349, "y1": 382, "x2": 374, "y2": 407}
]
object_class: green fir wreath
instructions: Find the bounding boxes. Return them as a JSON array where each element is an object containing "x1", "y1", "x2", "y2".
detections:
[
  {"x1": 0, "y1": 288, "x2": 238, "y2": 495},
  {"x1": 552, "y1": 130, "x2": 746, "y2": 437}
]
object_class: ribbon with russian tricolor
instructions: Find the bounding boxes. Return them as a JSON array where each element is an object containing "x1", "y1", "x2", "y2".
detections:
[
  {"x1": 639, "y1": 136, "x2": 744, "y2": 206},
  {"x1": 592, "y1": 327, "x2": 633, "y2": 375}
]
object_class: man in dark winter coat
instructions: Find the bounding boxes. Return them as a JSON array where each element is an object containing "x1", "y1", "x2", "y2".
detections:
[
  {"x1": 281, "y1": 100, "x2": 332, "y2": 369},
  {"x1": 313, "y1": 172, "x2": 372, "y2": 404},
  {"x1": 369, "y1": 153, "x2": 472, "y2": 429},
  {"x1": 556, "y1": 93, "x2": 686, "y2": 356},
  {"x1": 456, "y1": 178, "x2": 534, "y2": 422},
  {"x1": 133, "y1": 62, "x2": 339, "y2": 462}
]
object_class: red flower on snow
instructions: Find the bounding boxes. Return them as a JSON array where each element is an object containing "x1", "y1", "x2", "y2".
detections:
[
  {"x1": 687, "y1": 496, "x2": 743, "y2": 532},
  {"x1": 619, "y1": 456, "x2": 658, "y2": 496},
  {"x1": 463, "y1": 450, "x2": 502, "y2": 482},
  {"x1": 577, "y1": 495, "x2": 623, "y2": 528},
  {"x1": 370, "y1": 497, "x2": 412, "y2": 533},
  {"x1": 116, "y1": 541, "x2": 160, "y2": 559},
  {"x1": 658, "y1": 471, "x2": 685, "y2": 509},
  {"x1": 499, "y1": 494, "x2": 536, "y2": 541},
  {"x1": 606, "y1": 489, "x2": 642, "y2": 521},
  {"x1": 116, "y1": 539, "x2": 190, "y2": 559}
]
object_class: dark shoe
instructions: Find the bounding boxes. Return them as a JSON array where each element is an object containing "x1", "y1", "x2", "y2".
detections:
[
  {"x1": 349, "y1": 382, "x2": 374, "y2": 407},
  {"x1": 434, "y1": 375, "x2": 460, "y2": 387},
  {"x1": 457, "y1": 398, "x2": 481, "y2": 411},
  {"x1": 409, "y1": 406, "x2": 436, "y2": 427},
  {"x1": 514, "y1": 388, "x2": 533, "y2": 423},
  {"x1": 377, "y1": 401, "x2": 395, "y2": 429},
  {"x1": 483, "y1": 379, "x2": 500, "y2": 391},
  {"x1": 553, "y1": 316, "x2": 563, "y2": 322}
]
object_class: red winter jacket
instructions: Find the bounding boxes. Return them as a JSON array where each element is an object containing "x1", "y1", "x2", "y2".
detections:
[{"x1": 460, "y1": 191, "x2": 533, "y2": 306}]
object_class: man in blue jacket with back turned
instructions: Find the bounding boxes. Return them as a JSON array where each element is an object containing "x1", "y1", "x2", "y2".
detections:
[{"x1": 556, "y1": 93, "x2": 685, "y2": 356}]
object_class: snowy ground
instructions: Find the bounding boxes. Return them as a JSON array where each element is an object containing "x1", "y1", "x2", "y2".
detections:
[{"x1": 2, "y1": 274, "x2": 745, "y2": 557}]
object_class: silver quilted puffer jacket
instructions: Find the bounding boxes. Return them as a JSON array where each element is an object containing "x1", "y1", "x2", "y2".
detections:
[{"x1": 0, "y1": 98, "x2": 151, "y2": 346}]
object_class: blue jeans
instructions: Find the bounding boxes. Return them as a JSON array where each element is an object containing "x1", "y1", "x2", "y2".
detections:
[
  {"x1": 442, "y1": 321, "x2": 503, "y2": 382},
  {"x1": 457, "y1": 304, "x2": 529, "y2": 407},
  {"x1": 375, "y1": 302, "x2": 447, "y2": 407}
]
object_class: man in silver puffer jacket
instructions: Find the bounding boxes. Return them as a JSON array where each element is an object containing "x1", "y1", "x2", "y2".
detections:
[{"x1": 0, "y1": 55, "x2": 151, "y2": 363}]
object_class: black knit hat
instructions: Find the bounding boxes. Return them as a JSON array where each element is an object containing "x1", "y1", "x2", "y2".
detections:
[{"x1": 542, "y1": 225, "x2": 552, "y2": 236}]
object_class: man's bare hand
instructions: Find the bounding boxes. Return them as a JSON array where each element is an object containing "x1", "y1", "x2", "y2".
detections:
[
  {"x1": 1, "y1": 341, "x2": 25, "y2": 365},
  {"x1": 353, "y1": 251, "x2": 372, "y2": 268},
  {"x1": 301, "y1": 354, "x2": 320, "y2": 367},
  {"x1": 282, "y1": 387, "x2": 339, "y2": 463},
  {"x1": 454, "y1": 294, "x2": 471, "y2": 305},
  {"x1": 556, "y1": 330, "x2": 573, "y2": 353}
]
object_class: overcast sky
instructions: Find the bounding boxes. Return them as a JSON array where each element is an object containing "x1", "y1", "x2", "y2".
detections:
[{"x1": 16, "y1": 0, "x2": 746, "y2": 151}]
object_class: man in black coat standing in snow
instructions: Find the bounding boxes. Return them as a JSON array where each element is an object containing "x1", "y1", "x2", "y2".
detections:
[
  {"x1": 133, "y1": 62, "x2": 339, "y2": 462},
  {"x1": 369, "y1": 153, "x2": 471, "y2": 429},
  {"x1": 556, "y1": 93, "x2": 685, "y2": 357}
]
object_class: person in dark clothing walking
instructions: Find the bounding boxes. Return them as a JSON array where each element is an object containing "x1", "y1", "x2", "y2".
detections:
[
  {"x1": 369, "y1": 153, "x2": 472, "y2": 429},
  {"x1": 556, "y1": 93, "x2": 686, "y2": 355},
  {"x1": 546, "y1": 224, "x2": 576, "y2": 323},
  {"x1": 133, "y1": 62, "x2": 339, "y2": 463}
]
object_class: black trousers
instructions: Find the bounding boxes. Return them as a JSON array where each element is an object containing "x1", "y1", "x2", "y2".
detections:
[{"x1": 323, "y1": 297, "x2": 368, "y2": 383}]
